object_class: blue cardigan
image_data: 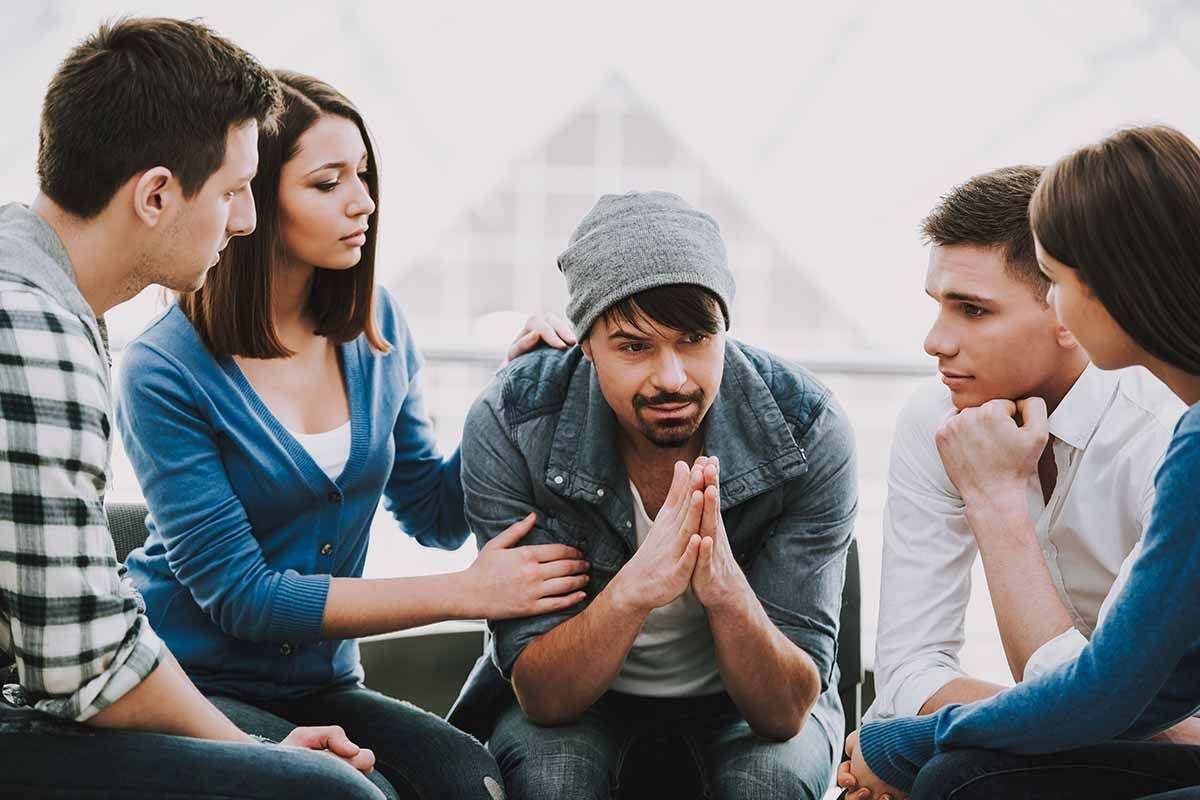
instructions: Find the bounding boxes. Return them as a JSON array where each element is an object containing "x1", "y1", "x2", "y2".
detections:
[
  {"x1": 860, "y1": 400, "x2": 1200, "y2": 791},
  {"x1": 115, "y1": 290, "x2": 467, "y2": 699}
]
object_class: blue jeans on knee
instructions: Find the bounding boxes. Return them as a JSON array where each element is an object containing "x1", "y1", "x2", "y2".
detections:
[
  {"x1": 909, "y1": 741, "x2": 1200, "y2": 800},
  {"x1": 0, "y1": 701, "x2": 383, "y2": 799},
  {"x1": 489, "y1": 691, "x2": 834, "y2": 800},
  {"x1": 210, "y1": 684, "x2": 505, "y2": 800}
]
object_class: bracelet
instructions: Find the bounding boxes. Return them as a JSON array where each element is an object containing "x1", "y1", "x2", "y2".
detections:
[{"x1": 250, "y1": 734, "x2": 277, "y2": 745}]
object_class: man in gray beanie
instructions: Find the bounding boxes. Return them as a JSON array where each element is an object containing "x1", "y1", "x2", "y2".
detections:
[{"x1": 449, "y1": 191, "x2": 857, "y2": 799}]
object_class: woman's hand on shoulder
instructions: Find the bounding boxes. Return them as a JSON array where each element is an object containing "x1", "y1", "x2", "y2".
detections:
[{"x1": 502, "y1": 313, "x2": 576, "y2": 367}]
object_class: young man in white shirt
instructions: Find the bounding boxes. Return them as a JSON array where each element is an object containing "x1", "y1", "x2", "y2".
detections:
[{"x1": 861, "y1": 166, "x2": 1193, "y2": 739}]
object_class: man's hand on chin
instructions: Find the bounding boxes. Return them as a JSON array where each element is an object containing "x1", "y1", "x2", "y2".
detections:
[{"x1": 936, "y1": 396, "x2": 1048, "y2": 508}]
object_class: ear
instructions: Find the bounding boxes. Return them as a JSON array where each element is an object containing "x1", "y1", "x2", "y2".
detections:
[
  {"x1": 1055, "y1": 322, "x2": 1080, "y2": 350},
  {"x1": 130, "y1": 167, "x2": 177, "y2": 228},
  {"x1": 580, "y1": 337, "x2": 593, "y2": 363}
]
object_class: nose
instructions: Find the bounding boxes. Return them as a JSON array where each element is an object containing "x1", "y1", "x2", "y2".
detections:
[
  {"x1": 923, "y1": 310, "x2": 958, "y2": 359},
  {"x1": 349, "y1": 176, "x2": 376, "y2": 219},
  {"x1": 650, "y1": 348, "x2": 688, "y2": 393},
  {"x1": 228, "y1": 189, "x2": 257, "y2": 239}
]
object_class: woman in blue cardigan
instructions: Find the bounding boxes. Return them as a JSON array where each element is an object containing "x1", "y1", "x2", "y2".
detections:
[
  {"x1": 116, "y1": 72, "x2": 584, "y2": 800},
  {"x1": 840, "y1": 126, "x2": 1200, "y2": 799}
]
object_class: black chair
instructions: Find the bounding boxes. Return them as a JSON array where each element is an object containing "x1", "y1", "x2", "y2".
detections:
[
  {"x1": 106, "y1": 501, "x2": 155, "y2": 563},
  {"x1": 103, "y1": 502, "x2": 862, "y2": 798}
]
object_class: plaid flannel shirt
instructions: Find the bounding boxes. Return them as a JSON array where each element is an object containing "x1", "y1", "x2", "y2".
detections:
[{"x1": 0, "y1": 242, "x2": 164, "y2": 721}]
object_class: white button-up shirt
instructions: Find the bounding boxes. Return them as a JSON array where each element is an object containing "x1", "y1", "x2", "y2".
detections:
[{"x1": 866, "y1": 364, "x2": 1184, "y2": 721}]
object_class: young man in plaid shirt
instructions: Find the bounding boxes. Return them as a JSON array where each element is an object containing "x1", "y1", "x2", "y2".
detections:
[{"x1": 0, "y1": 18, "x2": 385, "y2": 799}]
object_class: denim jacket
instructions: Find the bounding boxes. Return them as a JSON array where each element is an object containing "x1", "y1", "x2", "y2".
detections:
[{"x1": 448, "y1": 339, "x2": 857, "y2": 749}]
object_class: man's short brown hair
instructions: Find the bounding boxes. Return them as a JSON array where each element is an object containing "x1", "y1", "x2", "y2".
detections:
[
  {"x1": 921, "y1": 165, "x2": 1048, "y2": 298},
  {"x1": 38, "y1": 17, "x2": 281, "y2": 219}
]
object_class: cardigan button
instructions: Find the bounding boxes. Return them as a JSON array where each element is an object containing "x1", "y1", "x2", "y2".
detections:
[
  {"x1": 327, "y1": 491, "x2": 342, "y2": 504},
  {"x1": 319, "y1": 543, "x2": 333, "y2": 556},
  {"x1": 279, "y1": 643, "x2": 293, "y2": 656}
]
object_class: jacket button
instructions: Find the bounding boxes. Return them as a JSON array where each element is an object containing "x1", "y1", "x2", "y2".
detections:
[
  {"x1": 327, "y1": 491, "x2": 342, "y2": 503},
  {"x1": 553, "y1": 475, "x2": 564, "y2": 485},
  {"x1": 319, "y1": 543, "x2": 333, "y2": 556},
  {"x1": 279, "y1": 643, "x2": 293, "y2": 656}
]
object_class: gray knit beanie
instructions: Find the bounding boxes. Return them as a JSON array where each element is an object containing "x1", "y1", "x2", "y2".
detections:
[{"x1": 558, "y1": 191, "x2": 735, "y2": 337}]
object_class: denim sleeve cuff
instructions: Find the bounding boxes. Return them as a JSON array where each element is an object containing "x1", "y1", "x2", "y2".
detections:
[
  {"x1": 778, "y1": 624, "x2": 837, "y2": 693},
  {"x1": 492, "y1": 608, "x2": 579, "y2": 678},
  {"x1": 268, "y1": 571, "x2": 332, "y2": 642},
  {"x1": 859, "y1": 715, "x2": 941, "y2": 793}
]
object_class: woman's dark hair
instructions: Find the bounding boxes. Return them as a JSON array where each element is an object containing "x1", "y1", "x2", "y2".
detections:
[
  {"x1": 179, "y1": 70, "x2": 388, "y2": 357},
  {"x1": 38, "y1": 17, "x2": 281, "y2": 219},
  {"x1": 1030, "y1": 125, "x2": 1200, "y2": 374}
]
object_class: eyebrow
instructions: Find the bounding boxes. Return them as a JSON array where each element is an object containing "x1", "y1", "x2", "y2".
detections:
[
  {"x1": 304, "y1": 152, "x2": 369, "y2": 177},
  {"x1": 608, "y1": 329, "x2": 649, "y2": 342},
  {"x1": 926, "y1": 288, "x2": 993, "y2": 304}
]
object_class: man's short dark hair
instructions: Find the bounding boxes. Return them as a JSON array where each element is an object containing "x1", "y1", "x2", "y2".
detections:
[
  {"x1": 600, "y1": 284, "x2": 727, "y2": 337},
  {"x1": 921, "y1": 165, "x2": 1048, "y2": 298},
  {"x1": 37, "y1": 17, "x2": 282, "y2": 219}
]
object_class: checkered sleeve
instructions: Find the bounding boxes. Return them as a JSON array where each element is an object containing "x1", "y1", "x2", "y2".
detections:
[{"x1": 0, "y1": 286, "x2": 164, "y2": 721}]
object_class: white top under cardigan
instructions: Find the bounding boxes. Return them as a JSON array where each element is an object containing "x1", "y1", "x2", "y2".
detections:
[{"x1": 288, "y1": 421, "x2": 352, "y2": 482}]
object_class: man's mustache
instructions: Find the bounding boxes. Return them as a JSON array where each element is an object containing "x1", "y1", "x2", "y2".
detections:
[{"x1": 634, "y1": 390, "x2": 704, "y2": 409}]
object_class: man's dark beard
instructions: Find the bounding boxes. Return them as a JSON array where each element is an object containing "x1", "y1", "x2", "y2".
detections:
[{"x1": 633, "y1": 390, "x2": 705, "y2": 448}]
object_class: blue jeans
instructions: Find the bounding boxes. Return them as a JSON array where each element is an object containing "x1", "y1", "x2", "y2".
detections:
[
  {"x1": 489, "y1": 691, "x2": 834, "y2": 800},
  {"x1": 0, "y1": 700, "x2": 383, "y2": 799},
  {"x1": 210, "y1": 684, "x2": 505, "y2": 800},
  {"x1": 909, "y1": 741, "x2": 1200, "y2": 799}
]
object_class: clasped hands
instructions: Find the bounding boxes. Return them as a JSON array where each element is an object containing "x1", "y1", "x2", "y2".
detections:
[
  {"x1": 614, "y1": 455, "x2": 751, "y2": 615},
  {"x1": 837, "y1": 730, "x2": 904, "y2": 800}
]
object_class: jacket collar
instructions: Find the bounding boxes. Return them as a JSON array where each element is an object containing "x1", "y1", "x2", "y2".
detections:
[{"x1": 544, "y1": 340, "x2": 809, "y2": 512}]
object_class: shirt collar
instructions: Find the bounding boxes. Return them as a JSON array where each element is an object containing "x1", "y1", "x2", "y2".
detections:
[
  {"x1": 0, "y1": 203, "x2": 109, "y2": 365},
  {"x1": 545, "y1": 340, "x2": 809, "y2": 510},
  {"x1": 1047, "y1": 362, "x2": 1119, "y2": 451}
]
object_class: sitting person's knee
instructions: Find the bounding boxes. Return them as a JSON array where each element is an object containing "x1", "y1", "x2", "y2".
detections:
[
  {"x1": 709, "y1": 750, "x2": 824, "y2": 800},
  {"x1": 909, "y1": 748, "x2": 1006, "y2": 800},
  {"x1": 494, "y1": 735, "x2": 611, "y2": 800}
]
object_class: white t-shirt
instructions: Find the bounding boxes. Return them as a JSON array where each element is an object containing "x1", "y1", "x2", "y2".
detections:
[
  {"x1": 608, "y1": 480, "x2": 724, "y2": 697},
  {"x1": 288, "y1": 420, "x2": 351, "y2": 482}
]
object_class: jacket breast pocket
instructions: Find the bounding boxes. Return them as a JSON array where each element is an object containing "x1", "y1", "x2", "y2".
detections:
[{"x1": 542, "y1": 516, "x2": 627, "y2": 576}]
